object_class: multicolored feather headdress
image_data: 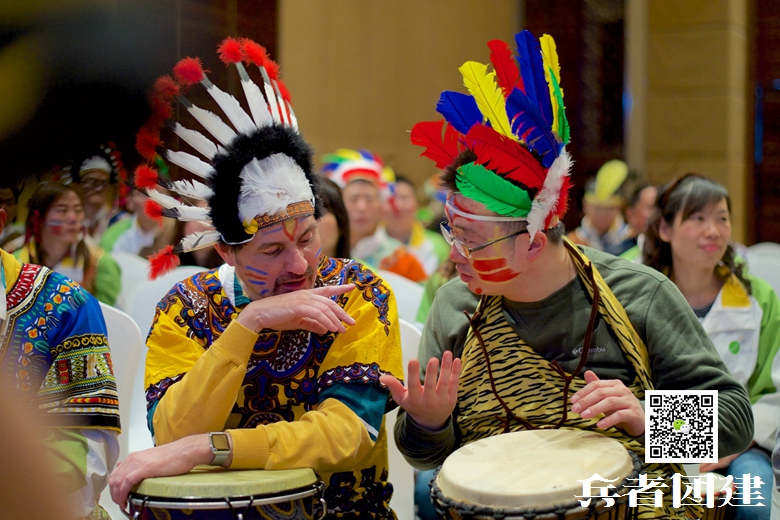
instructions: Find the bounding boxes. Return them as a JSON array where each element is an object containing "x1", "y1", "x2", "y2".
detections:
[
  {"x1": 134, "y1": 37, "x2": 320, "y2": 279},
  {"x1": 321, "y1": 148, "x2": 396, "y2": 197},
  {"x1": 411, "y1": 30, "x2": 572, "y2": 240}
]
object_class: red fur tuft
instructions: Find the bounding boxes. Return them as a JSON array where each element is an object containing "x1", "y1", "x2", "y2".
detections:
[
  {"x1": 153, "y1": 75, "x2": 180, "y2": 99},
  {"x1": 218, "y1": 37, "x2": 243, "y2": 64},
  {"x1": 136, "y1": 126, "x2": 161, "y2": 161},
  {"x1": 143, "y1": 199, "x2": 164, "y2": 227},
  {"x1": 240, "y1": 38, "x2": 267, "y2": 66},
  {"x1": 173, "y1": 57, "x2": 207, "y2": 86},
  {"x1": 148, "y1": 94, "x2": 173, "y2": 126},
  {"x1": 148, "y1": 246, "x2": 180, "y2": 280},
  {"x1": 276, "y1": 79, "x2": 291, "y2": 102},
  {"x1": 264, "y1": 59, "x2": 279, "y2": 80},
  {"x1": 134, "y1": 166, "x2": 159, "y2": 190}
]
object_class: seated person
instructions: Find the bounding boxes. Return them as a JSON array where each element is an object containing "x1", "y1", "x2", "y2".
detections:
[
  {"x1": 100, "y1": 188, "x2": 177, "y2": 258},
  {"x1": 384, "y1": 175, "x2": 448, "y2": 277},
  {"x1": 620, "y1": 182, "x2": 658, "y2": 263},
  {"x1": 108, "y1": 45, "x2": 403, "y2": 519},
  {"x1": 382, "y1": 30, "x2": 754, "y2": 520},
  {"x1": 319, "y1": 177, "x2": 352, "y2": 259},
  {"x1": 0, "y1": 202, "x2": 120, "y2": 520},
  {"x1": 643, "y1": 173, "x2": 779, "y2": 520},
  {"x1": 0, "y1": 179, "x2": 25, "y2": 251},
  {"x1": 14, "y1": 182, "x2": 121, "y2": 306},
  {"x1": 323, "y1": 149, "x2": 427, "y2": 282},
  {"x1": 567, "y1": 159, "x2": 634, "y2": 256}
]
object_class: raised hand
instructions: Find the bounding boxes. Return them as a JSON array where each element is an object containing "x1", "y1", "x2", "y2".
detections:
[
  {"x1": 237, "y1": 284, "x2": 356, "y2": 334},
  {"x1": 380, "y1": 351, "x2": 461, "y2": 431},
  {"x1": 571, "y1": 370, "x2": 645, "y2": 437}
]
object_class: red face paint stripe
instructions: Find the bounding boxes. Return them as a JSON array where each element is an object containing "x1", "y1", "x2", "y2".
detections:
[
  {"x1": 472, "y1": 258, "x2": 508, "y2": 272},
  {"x1": 478, "y1": 268, "x2": 520, "y2": 283}
]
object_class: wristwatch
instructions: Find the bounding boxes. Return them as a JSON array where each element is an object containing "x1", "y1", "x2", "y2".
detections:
[{"x1": 208, "y1": 432, "x2": 231, "y2": 466}]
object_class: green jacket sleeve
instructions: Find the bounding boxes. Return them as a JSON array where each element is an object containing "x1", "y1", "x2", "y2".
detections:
[{"x1": 94, "y1": 252, "x2": 121, "y2": 306}]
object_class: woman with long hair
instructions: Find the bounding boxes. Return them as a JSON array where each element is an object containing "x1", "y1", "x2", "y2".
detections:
[
  {"x1": 14, "y1": 182, "x2": 121, "y2": 306},
  {"x1": 318, "y1": 178, "x2": 351, "y2": 259},
  {"x1": 644, "y1": 173, "x2": 779, "y2": 520}
]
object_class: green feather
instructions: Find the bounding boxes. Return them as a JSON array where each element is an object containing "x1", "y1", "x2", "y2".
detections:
[
  {"x1": 455, "y1": 162, "x2": 532, "y2": 217},
  {"x1": 549, "y1": 70, "x2": 570, "y2": 144}
]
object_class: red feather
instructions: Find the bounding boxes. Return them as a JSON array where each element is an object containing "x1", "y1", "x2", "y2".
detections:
[
  {"x1": 465, "y1": 124, "x2": 546, "y2": 190},
  {"x1": 153, "y1": 75, "x2": 180, "y2": 100},
  {"x1": 135, "y1": 126, "x2": 161, "y2": 161},
  {"x1": 148, "y1": 94, "x2": 173, "y2": 126},
  {"x1": 173, "y1": 57, "x2": 206, "y2": 86},
  {"x1": 556, "y1": 176, "x2": 572, "y2": 219},
  {"x1": 488, "y1": 39, "x2": 520, "y2": 99},
  {"x1": 276, "y1": 79, "x2": 291, "y2": 102},
  {"x1": 241, "y1": 38, "x2": 268, "y2": 66},
  {"x1": 264, "y1": 59, "x2": 279, "y2": 80},
  {"x1": 143, "y1": 199, "x2": 164, "y2": 226},
  {"x1": 134, "y1": 166, "x2": 159, "y2": 190},
  {"x1": 218, "y1": 37, "x2": 243, "y2": 64},
  {"x1": 148, "y1": 246, "x2": 180, "y2": 280},
  {"x1": 410, "y1": 120, "x2": 462, "y2": 170}
]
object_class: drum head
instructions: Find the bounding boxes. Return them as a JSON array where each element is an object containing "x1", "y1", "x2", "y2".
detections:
[
  {"x1": 437, "y1": 430, "x2": 635, "y2": 509},
  {"x1": 132, "y1": 467, "x2": 319, "y2": 499}
]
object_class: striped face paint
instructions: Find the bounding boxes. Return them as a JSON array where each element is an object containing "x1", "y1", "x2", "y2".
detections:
[{"x1": 244, "y1": 265, "x2": 268, "y2": 287}]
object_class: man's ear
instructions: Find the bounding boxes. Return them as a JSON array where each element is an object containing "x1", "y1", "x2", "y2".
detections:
[
  {"x1": 214, "y1": 242, "x2": 236, "y2": 267},
  {"x1": 525, "y1": 229, "x2": 547, "y2": 261},
  {"x1": 0, "y1": 209, "x2": 6, "y2": 236}
]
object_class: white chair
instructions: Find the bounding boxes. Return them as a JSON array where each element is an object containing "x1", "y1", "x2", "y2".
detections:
[
  {"x1": 746, "y1": 255, "x2": 780, "y2": 297},
  {"x1": 747, "y1": 242, "x2": 780, "y2": 262},
  {"x1": 98, "y1": 303, "x2": 145, "y2": 519},
  {"x1": 110, "y1": 251, "x2": 150, "y2": 312},
  {"x1": 377, "y1": 269, "x2": 424, "y2": 325},
  {"x1": 385, "y1": 318, "x2": 422, "y2": 520}
]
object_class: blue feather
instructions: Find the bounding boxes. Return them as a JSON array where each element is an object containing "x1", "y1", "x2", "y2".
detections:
[
  {"x1": 359, "y1": 149, "x2": 374, "y2": 161},
  {"x1": 514, "y1": 30, "x2": 554, "y2": 130},
  {"x1": 436, "y1": 91, "x2": 483, "y2": 135},
  {"x1": 506, "y1": 87, "x2": 559, "y2": 168}
]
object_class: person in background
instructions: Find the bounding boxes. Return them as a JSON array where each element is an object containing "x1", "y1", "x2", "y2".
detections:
[
  {"x1": 643, "y1": 173, "x2": 779, "y2": 520},
  {"x1": 323, "y1": 148, "x2": 426, "y2": 282},
  {"x1": 319, "y1": 177, "x2": 352, "y2": 259},
  {"x1": 100, "y1": 188, "x2": 177, "y2": 258},
  {"x1": 14, "y1": 182, "x2": 121, "y2": 306},
  {"x1": 384, "y1": 175, "x2": 448, "y2": 277},
  {"x1": 0, "y1": 198, "x2": 120, "y2": 520},
  {"x1": 0, "y1": 178, "x2": 25, "y2": 251},
  {"x1": 620, "y1": 182, "x2": 658, "y2": 263},
  {"x1": 69, "y1": 142, "x2": 127, "y2": 243},
  {"x1": 567, "y1": 159, "x2": 634, "y2": 256}
]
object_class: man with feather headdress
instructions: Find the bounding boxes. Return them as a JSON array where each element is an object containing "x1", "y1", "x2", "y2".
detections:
[
  {"x1": 108, "y1": 38, "x2": 403, "y2": 518},
  {"x1": 380, "y1": 30, "x2": 753, "y2": 519}
]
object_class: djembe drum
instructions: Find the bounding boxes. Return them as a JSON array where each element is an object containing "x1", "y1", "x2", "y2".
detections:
[
  {"x1": 125, "y1": 467, "x2": 325, "y2": 520},
  {"x1": 693, "y1": 472, "x2": 736, "y2": 520},
  {"x1": 431, "y1": 430, "x2": 641, "y2": 520}
]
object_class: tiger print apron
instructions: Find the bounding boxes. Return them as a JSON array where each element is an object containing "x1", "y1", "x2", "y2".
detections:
[{"x1": 456, "y1": 240, "x2": 700, "y2": 519}]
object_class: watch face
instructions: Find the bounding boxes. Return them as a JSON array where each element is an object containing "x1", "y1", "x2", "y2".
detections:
[{"x1": 211, "y1": 433, "x2": 230, "y2": 451}]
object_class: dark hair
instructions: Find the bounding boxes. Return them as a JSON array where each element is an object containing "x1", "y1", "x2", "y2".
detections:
[
  {"x1": 25, "y1": 182, "x2": 94, "y2": 286},
  {"x1": 642, "y1": 173, "x2": 750, "y2": 293},
  {"x1": 319, "y1": 178, "x2": 351, "y2": 258},
  {"x1": 393, "y1": 174, "x2": 414, "y2": 189},
  {"x1": 210, "y1": 124, "x2": 321, "y2": 246},
  {"x1": 628, "y1": 182, "x2": 655, "y2": 208},
  {"x1": 0, "y1": 179, "x2": 24, "y2": 202}
]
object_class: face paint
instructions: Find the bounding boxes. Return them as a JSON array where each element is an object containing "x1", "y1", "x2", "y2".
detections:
[
  {"x1": 244, "y1": 265, "x2": 268, "y2": 286},
  {"x1": 282, "y1": 219, "x2": 298, "y2": 241}
]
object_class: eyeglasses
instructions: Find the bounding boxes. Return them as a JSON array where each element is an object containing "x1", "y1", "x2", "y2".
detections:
[{"x1": 440, "y1": 221, "x2": 527, "y2": 259}]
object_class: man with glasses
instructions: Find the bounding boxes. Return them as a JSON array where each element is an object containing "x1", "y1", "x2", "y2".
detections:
[{"x1": 380, "y1": 30, "x2": 753, "y2": 519}]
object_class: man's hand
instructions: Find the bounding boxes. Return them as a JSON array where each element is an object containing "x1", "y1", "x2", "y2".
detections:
[
  {"x1": 379, "y1": 351, "x2": 461, "y2": 431},
  {"x1": 700, "y1": 452, "x2": 740, "y2": 472},
  {"x1": 571, "y1": 370, "x2": 645, "y2": 437},
  {"x1": 237, "y1": 284, "x2": 356, "y2": 334},
  {"x1": 109, "y1": 434, "x2": 215, "y2": 510}
]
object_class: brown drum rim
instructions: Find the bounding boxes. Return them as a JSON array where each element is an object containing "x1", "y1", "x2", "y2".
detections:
[{"x1": 430, "y1": 450, "x2": 642, "y2": 519}]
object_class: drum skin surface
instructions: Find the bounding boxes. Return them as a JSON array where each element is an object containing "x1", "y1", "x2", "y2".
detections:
[
  {"x1": 432, "y1": 430, "x2": 641, "y2": 520},
  {"x1": 128, "y1": 467, "x2": 321, "y2": 520}
]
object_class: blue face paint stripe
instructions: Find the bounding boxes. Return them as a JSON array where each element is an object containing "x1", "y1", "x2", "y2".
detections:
[
  {"x1": 260, "y1": 289, "x2": 269, "y2": 296},
  {"x1": 246, "y1": 265, "x2": 268, "y2": 275},
  {"x1": 248, "y1": 280, "x2": 266, "y2": 286},
  {"x1": 262, "y1": 226, "x2": 284, "y2": 235}
]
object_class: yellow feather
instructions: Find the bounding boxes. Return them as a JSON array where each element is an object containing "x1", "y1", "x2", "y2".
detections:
[
  {"x1": 594, "y1": 160, "x2": 629, "y2": 202},
  {"x1": 458, "y1": 61, "x2": 513, "y2": 138},
  {"x1": 540, "y1": 34, "x2": 561, "y2": 135},
  {"x1": 335, "y1": 149, "x2": 363, "y2": 161}
]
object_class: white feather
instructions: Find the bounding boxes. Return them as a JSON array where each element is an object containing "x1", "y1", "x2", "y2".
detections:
[
  {"x1": 526, "y1": 150, "x2": 572, "y2": 241},
  {"x1": 286, "y1": 102, "x2": 298, "y2": 131},
  {"x1": 166, "y1": 179, "x2": 214, "y2": 200},
  {"x1": 272, "y1": 81, "x2": 289, "y2": 125},
  {"x1": 177, "y1": 230, "x2": 221, "y2": 253},
  {"x1": 145, "y1": 189, "x2": 180, "y2": 210},
  {"x1": 237, "y1": 154, "x2": 314, "y2": 223},
  {"x1": 171, "y1": 205, "x2": 211, "y2": 222},
  {"x1": 241, "y1": 79, "x2": 274, "y2": 128},
  {"x1": 171, "y1": 123, "x2": 221, "y2": 159},
  {"x1": 261, "y1": 80, "x2": 282, "y2": 124},
  {"x1": 206, "y1": 84, "x2": 256, "y2": 134},
  {"x1": 186, "y1": 104, "x2": 236, "y2": 145},
  {"x1": 165, "y1": 150, "x2": 214, "y2": 179}
]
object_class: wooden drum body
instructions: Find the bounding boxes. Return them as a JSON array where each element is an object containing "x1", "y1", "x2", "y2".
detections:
[
  {"x1": 431, "y1": 430, "x2": 641, "y2": 520},
  {"x1": 126, "y1": 467, "x2": 325, "y2": 520}
]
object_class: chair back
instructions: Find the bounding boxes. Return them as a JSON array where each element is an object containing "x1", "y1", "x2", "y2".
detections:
[
  {"x1": 377, "y1": 269, "x2": 424, "y2": 325},
  {"x1": 110, "y1": 251, "x2": 150, "y2": 312},
  {"x1": 385, "y1": 318, "x2": 422, "y2": 520},
  {"x1": 747, "y1": 241, "x2": 780, "y2": 262},
  {"x1": 746, "y1": 255, "x2": 780, "y2": 296}
]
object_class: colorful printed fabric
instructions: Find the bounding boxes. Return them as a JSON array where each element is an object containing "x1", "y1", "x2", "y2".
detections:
[{"x1": 145, "y1": 256, "x2": 403, "y2": 518}]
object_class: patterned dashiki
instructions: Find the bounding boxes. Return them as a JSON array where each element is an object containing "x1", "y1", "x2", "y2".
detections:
[{"x1": 145, "y1": 256, "x2": 403, "y2": 518}]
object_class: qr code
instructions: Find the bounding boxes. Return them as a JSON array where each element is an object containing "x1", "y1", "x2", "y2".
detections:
[{"x1": 645, "y1": 390, "x2": 718, "y2": 463}]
